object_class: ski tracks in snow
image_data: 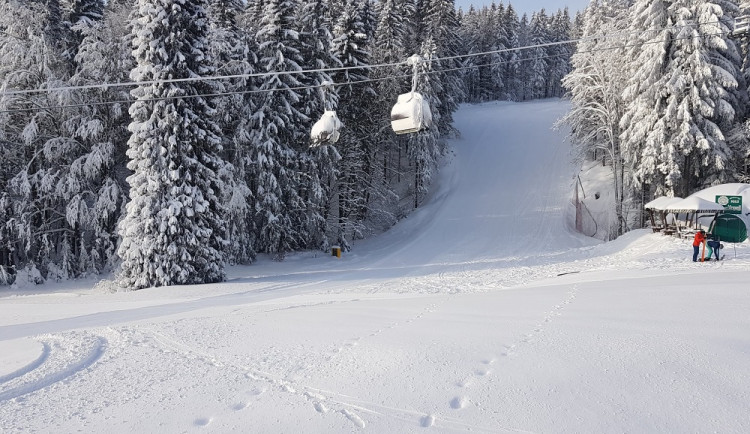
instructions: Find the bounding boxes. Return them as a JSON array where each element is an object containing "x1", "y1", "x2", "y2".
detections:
[
  {"x1": 0, "y1": 327, "x2": 166, "y2": 433},
  {"x1": 0, "y1": 332, "x2": 107, "y2": 403},
  {"x1": 0, "y1": 330, "x2": 127, "y2": 433}
]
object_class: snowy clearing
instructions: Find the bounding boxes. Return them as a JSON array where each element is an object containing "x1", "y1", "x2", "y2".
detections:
[{"x1": 1, "y1": 99, "x2": 749, "y2": 433}]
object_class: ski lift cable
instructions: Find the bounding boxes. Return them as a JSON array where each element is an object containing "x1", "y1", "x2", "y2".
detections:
[
  {"x1": 0, "y1": 30, "x2": 730, "y2": 115},
  {"x1": 0, "y1": 18, "x2": 726, "y2": 98},
  {"x1": 0, "y1": 52, "x2": 600, "y2": 114},
  {"x1": 0, "y1": 70, "x2": 421, "y2": 114},
  {"x1": 0, "y1": 60, "x2": 409, "y2": 97},
  {"x1": 0, "y1": 28, "x2": 733, "y2": 115},
  {"x1": 436, "y1": 28, "x2": 730, "y2": 75},
  {"x1": 430, "y1": 17, "x2": 729, "y2": 64}
]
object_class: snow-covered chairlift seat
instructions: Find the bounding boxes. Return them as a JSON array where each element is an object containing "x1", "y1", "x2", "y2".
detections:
[
  {"x1": 733, "y1": 15, "x2": 750, "y2": 37},
  {"x1": 390, "y1": 92, "x2": 432, "y2": 135},
  {"x1": 310, "y1": 110, "x2": 342, "y2": 147}
]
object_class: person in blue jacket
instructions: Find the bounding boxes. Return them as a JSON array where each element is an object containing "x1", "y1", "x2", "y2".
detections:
[{"x1": 706, "y1": 235, "x2": 721, "y2": 261}]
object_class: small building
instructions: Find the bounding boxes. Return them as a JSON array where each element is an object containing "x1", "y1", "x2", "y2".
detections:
[{"x1": 685, "y1": 183, "x2": 750, "y2": 230}]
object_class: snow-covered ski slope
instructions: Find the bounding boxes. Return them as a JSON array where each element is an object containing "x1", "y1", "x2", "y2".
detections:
[
  {"x1": 352, "y1": 100, "x2": 597, "y2": 280},
  {"x1": 1, "y1": 99, "x2": 749, "y2": 433}
]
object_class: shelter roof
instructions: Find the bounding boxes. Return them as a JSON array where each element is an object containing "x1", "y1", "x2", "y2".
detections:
[
  {"x1": 645, "y1": 196, "x2": 683, "y2": 210},
  {"x1": 665, "y1": 196, "x2": 726, "y2": 213}
]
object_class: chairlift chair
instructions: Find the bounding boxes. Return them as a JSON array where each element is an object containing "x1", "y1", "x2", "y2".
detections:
[
  {"x1": 732, "y1": 15, "x2": 750, "y2": 37},
  {"x1": 310, "y1": 110, "x2": 342, "y2": 147},
  {"x1": 390, "y1": 54, "x2": 433, "y2": 135},
  {"x1": 391, "y1": 92, "x2": 432, "y2": 135},
  {"x1": 309, "y1": 81, "x2": 342, "y2": 147}
]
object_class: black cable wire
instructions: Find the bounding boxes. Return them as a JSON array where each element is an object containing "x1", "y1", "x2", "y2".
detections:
[{"x1": 0, "y1": 25, "x2": 738, "y2": 114}]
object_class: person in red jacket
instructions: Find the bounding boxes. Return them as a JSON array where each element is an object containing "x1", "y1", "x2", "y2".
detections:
[{"x1": 692, "y1": 230, "x2": 706, "y2": 262}]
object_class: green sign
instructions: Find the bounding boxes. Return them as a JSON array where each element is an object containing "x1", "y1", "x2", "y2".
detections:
[{"x1": 716, "y1": 195, "x2": 743, "y2": 214}]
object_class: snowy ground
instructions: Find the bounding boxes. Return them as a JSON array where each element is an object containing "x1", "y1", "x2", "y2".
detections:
[{"x1": 1, "y1": 100, "x2": 749, "y2": 433}]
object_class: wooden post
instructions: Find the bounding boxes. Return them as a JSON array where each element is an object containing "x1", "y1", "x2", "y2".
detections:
[
  {"x1": 648, "y1": 209, "x2": 656, "y2": 229},
  {"x1": 575, "y1": 179, "x2": 583, "y2": 233}
]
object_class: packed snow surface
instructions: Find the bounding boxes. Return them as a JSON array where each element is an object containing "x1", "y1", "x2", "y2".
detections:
[{"x1": 2, "y1": 100, "x2": 749, "y2": 433}]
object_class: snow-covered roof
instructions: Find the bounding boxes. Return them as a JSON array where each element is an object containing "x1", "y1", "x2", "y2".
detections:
[
  {"x1": 665, "y1": 196, "x2": 726, "y2": 213},
  {"x1": 685, "y1": 183, "x2": 750, "y2": 225},
  {"x1": 644, "y1": 196, "x2": 683, "y2": 210},
  {"x1": 687, "y1": 183, "x2": 750, "y2": 200}
]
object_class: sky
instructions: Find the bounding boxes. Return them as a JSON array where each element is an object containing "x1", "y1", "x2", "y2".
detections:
[
  {"x1": 1, "y1": 99, "x2": 749, "y2": 433},
  {"x1": 455, "y1": 0, "x2": 591, "y2": 17}
]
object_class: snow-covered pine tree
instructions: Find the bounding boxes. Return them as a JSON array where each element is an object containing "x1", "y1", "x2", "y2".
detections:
[
  {"x1": 244, "y1": 0, "x2": 266, "y2": 32},
  {"x1": 297, "y1": 145, "x2": 340, "y2": 251},
  {"x1": 68, "y1": 0, "x2": 106, "y2": 64},
  {"x1": 372, "y1": 0, "x2": 408, "y2": 88},
  {"x1": 471, "y1": 7, "x2": 497, "y2": 101},
  {"x1": 488, "y1": 2, "x2": 508, "y2": 100},
  {"x1": 44, "y1": 0, "x2": 68, "y2": 55},
  {"x1": 516, "y1": 13, "x2": 532, "y2": 100},
  {"x1": 503, "y1": 5, "x2": 522, "y2": 101},
  {"x1": 546, "y1": 8, "x2": 573, "y2": 98},
  {"x1": 295, "y1": 0, "x2": 342, "y2": 250},
  {"x1": 0, "y1": 0, "x2": 76, "y2": 281},
  {"x1": 69, "y1": 1, "x2": 106, "y2": 31},
  {"x1": 118, "y1": 0, "x2": 228, "y2": 289},
  {"x1": 457, "y1": 6, "x2": 480, "y2": 102},
  {"x1": 677, "y1": 0, "x2": 741, "y2": 191},
  {"x1": 0, "y1": 1, "x2": 38, "y2": 276},
  {"x1": 297, "y1": 0, "x2": 340, "y2": 134},
  {"x1": 726, "y1": 119, "x2": 750, "y2": 182},
  {"x1": 621, "y1": 0, "x2": 742, "y2": 197},
  {"x1": 56, "y1": 0, "x2": 132, "y2": 275},
  {"x1": 572, "y1": 8, "x2": 586, "y2": 40},
  {"x1": 208, "y1": 0, "x2": 252, "y2": 125},
  {"x1": 619, "y1": 0, "x2": 672, "y2": 195},
  {"x1": 527, "y1": 10, "x2": 550, "y2": 100},
  {"x1": 402, "y1": 0, "x2": 423, "y2": 56},
  {"x1": 726, "y1": 0, "x2": 750, "y2": 182},
  {"x1": 421, "y1": 0, "x2": 462, "y2": 136},
  {"x1": 0, "y1": 190, "x2": 14, "y2": 281},
  {"x1": 329, "y1": 0, "x2": 374, "y2": 250},
  {"x1": 370, "y1": 0, "x2": 412, "y2": 199},
  {"x1": 410, "y1": 38, "x2": 443, "y2": 209},
  {"x1": 208, "y1": 0, "x2": 256, "y2": 265},
  {"x1": 251, "y1": 0, "x2": 307, "y2": 258},
  {"x1": 359, "y1": 0, "x2": 378, "y2": 40},
  {"x1": 0, "y1": 0, "x2": 50, "y2": 278}
]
